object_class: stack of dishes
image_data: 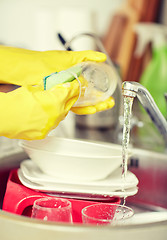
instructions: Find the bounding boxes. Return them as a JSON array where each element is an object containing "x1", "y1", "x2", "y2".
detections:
[{"x1": 18, "y1": 137, "x2": 138, "y2": 200}]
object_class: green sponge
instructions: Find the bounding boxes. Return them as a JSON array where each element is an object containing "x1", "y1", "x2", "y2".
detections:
[{"x1": 43, "y1": 65, "x2": 82, "y2": 90}]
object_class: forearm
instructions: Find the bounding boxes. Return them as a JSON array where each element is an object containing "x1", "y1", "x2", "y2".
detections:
[
  {"x1": 0, "y1": 45, "x2": 45, "y2": 86},
  {"x1": 0, "y1": 87, "x2": 48, "y2": 139}
]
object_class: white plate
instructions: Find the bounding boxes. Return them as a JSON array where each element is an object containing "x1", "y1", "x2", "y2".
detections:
[
  {"x1": 18, "y1": 169, "x2": 138, "y2": 198},
  {"x1": 20, "y1": 160, "x2": 139, "y2": 191},
  {"x1": 18, "y1": 162, "x2": 138, "y2": 198}
]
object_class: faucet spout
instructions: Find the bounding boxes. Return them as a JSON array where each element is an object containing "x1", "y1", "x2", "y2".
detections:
[{"x1": 122, "y1": 81, "x2": 167, "y2": 148}]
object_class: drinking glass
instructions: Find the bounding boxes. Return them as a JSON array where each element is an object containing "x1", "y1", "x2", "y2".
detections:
[
  {"x1": 73, "y1": 61, "x2": 118, "y2": 107},
  {"x1": 63, "y1": 32, "x2": 122, "y2": 108},
  {"x1": 31, "y1": 197, "x2": 73, "y2": 223},
  {"x1": 44, "y1": 60, "x2": 118, "y2": 107},
  {"x1": 82, "y1": 203, "x2": 134, "y2": 225}
]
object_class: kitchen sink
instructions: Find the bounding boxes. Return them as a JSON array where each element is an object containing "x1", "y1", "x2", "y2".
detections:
[{"x1": 0, "y1": 140, "x2": 167, "y2": 240}]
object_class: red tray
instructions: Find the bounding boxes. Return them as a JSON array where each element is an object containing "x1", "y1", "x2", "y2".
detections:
[{"x1": 2, "y1": 169, "x2": 120, "y2": 223}]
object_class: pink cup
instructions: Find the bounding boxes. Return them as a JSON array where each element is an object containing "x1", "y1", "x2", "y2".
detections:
[
  {"x1": 31, "y1": 197, "x2": 73, "y2": 223},
  {"x1": 82, "y1": 203, "x2": 134, "y2": 225}
]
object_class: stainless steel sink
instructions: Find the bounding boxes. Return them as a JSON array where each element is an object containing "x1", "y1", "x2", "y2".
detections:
[
  {"x1": 0, "y1": 142, "x2": 167, "y2": 239},
  {"x1": 128, "y1": 147, "x2": 167, "y2": 211}
]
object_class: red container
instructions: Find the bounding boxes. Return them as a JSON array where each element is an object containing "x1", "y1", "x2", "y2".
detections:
[{"x1": 2, "y1": 170, "x2": 120, "y2": 223}]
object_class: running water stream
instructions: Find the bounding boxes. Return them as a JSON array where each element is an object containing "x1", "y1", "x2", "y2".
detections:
[{"x1": 121, "y1": 96, "x2": 134, "y2": 204}]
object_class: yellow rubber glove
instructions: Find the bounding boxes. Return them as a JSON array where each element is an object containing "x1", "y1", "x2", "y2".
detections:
[
  {"x1": 71, "y1": 96, "x2": 115, "y2": 115},
  {"x1": 0, "y1": 46, "x2": 115, "y2": 140},
  {"x1": 0, "y1": 45, "x2": 106, "y2": 86},
  {"x1": 0, "y1": 80, "x2": 81, "y2": 140}
]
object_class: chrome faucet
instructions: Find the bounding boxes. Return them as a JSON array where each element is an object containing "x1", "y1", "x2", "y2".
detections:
[{"x1": 122, "y1": 81, "x2": 167, "y2": 148}]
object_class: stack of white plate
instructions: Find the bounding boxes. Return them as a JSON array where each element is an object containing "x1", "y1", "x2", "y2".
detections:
[{"x1": 18, "y1": 137, "x2": 138, "y2": 200}]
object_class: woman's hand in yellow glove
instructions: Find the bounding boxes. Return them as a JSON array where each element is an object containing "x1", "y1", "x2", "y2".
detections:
[
  {"x1": 0, "y1": 45, "x2": 106, "y2": 86},
  {"x1": 71, "y1": 97, "x2": 115, "y2": 115},
  {"x1": 0, "y1": 80, "x2": 115, "y2": 140},
  {"x1": 0, "y1": 46, "x2": 116, "y2": 140},
  {"x1": 0, "y1": 80, "x2": 80, "y2": 140}
]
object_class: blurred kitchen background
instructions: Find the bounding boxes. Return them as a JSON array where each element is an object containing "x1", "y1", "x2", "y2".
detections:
[{"x1": 0, "y1": 0, "x2": 167, "y2": 163}]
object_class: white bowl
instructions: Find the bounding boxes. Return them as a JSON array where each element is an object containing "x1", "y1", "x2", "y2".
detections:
[{"x1": 20, "y1": 137, "x2": 123, "y2": 181}]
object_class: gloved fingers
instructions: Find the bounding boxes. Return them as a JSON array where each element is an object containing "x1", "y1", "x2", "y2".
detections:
[
  {"x1": 40, "y1": 50, "x2": 107, "y2": 73},
  {"x1": 28, "y1": 81, "x2": 81, "y2": 138},
  {"x1": 30, "y1": 79, "x2": 80, "y2": 114},
  {"x1": 72, "y1": 105, "x2": 97, "y2": 115},
  {"x1": 66, "y1": 50, "x2": 107, "y2": 63},
  {"x1": 71, "y1": 97, "x2": 115, "y2": 115},
  {"x1": 94, "y1": 97, "x2": 115, "y2": 112},
  {"x1": 51, "y1": 76, "x2": 87, "y2": 102}
]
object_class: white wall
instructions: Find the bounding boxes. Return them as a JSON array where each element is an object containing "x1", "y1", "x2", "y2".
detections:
[{"x1": 0, "y1": 0, "x2": 124, "y2": 50}]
